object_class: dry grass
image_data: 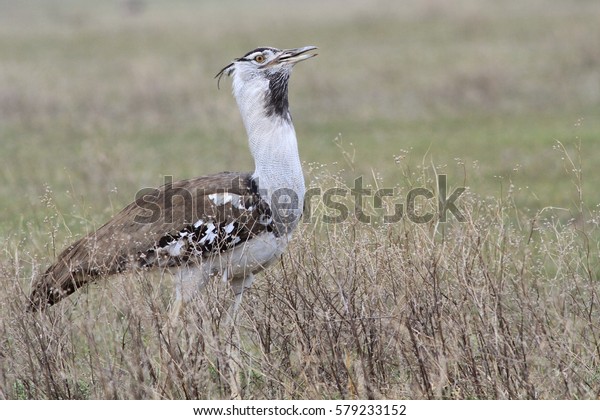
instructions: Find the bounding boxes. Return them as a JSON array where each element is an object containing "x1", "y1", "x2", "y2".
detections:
[{"x1": 1, "y1": 159, "x2": 599, "y2": 399}]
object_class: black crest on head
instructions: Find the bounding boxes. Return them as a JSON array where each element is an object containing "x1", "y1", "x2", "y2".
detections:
[{"x1": 239, "y1": 46, "x2": 278, "y2": 60}]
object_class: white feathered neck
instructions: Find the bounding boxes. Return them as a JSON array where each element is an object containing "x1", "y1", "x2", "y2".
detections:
[{"x1": 231, "y1": 73, "x2": 305, "y2": 231}]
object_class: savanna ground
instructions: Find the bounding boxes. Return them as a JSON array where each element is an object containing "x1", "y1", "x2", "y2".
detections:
[{"x1": 1, "y1": 0, "x2": 600, "y2": 399}]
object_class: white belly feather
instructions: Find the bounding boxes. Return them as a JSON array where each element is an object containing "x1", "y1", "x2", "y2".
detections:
[{"x1": 173, "y1": 231, "x2": 289, "y2": 303}]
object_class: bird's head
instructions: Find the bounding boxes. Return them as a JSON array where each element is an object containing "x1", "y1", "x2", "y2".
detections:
[{"x1": 216, "y1": 46, "x2": 317, "y2": 120}]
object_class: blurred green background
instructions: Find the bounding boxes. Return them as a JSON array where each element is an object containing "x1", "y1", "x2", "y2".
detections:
[{"x1": 1, "y1": 0, "x2": 599, "y2": 239}]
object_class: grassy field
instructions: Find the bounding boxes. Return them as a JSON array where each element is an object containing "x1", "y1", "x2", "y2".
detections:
[{"x1": 1, "y1": 0, "x2": 600, "y2": 399}]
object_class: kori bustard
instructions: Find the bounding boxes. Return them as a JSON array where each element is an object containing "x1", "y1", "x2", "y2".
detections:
[{"x1": 28, "y1": 46, "x2": 317, "y2": 315}]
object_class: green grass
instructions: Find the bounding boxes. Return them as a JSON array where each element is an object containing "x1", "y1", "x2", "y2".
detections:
[{"x1": 1, "y1": 0, "x2": 600, "y2": 399}]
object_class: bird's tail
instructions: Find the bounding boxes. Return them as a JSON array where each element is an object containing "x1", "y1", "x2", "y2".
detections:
[
  {"x1": 27, "y1": 237, "x2": 98, "y2": 311},
  {"x1": 28, "y1": 260, "x2": 88, "y2": 311}
]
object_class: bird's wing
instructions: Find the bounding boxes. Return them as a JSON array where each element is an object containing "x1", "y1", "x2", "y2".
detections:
[{"x1": 28, "y1": 172, "x2": 272, "y2": 310}]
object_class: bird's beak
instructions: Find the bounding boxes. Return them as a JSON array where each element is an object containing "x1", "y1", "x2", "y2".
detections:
[{"x1": 273, "y1": 46, "x2": 318, "y2": 66}]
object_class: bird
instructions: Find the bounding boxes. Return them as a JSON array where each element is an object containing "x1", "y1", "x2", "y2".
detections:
[{"x1": 28, "y1": 45, "x2": 318, "y2": 316}]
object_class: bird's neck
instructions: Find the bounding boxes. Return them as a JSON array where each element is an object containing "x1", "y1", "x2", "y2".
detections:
[
  {"x1": 250, "y1": 118, "x2": 305, "y2": 197},
  {"x1": 234, "y1": 82, "x2": 305, "y2": 231}
]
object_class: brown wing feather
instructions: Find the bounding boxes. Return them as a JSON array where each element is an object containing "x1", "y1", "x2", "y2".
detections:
[{"x1": 28, "y1": 172, "x2": 271, "y2": 310}]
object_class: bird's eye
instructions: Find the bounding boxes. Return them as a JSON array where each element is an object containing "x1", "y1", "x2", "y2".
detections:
[{"x1": 254, "y1": 55, "x2": 265, "y2": 63}]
